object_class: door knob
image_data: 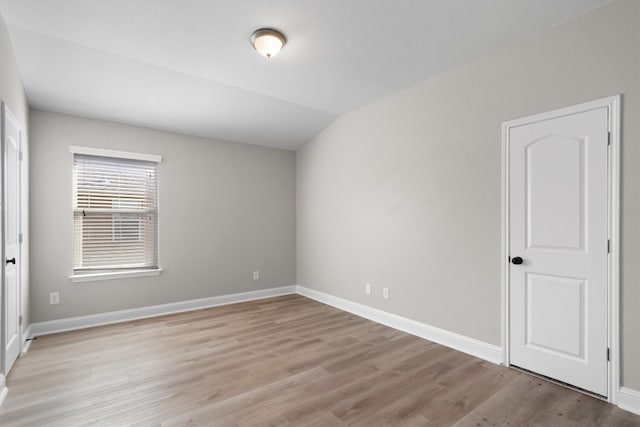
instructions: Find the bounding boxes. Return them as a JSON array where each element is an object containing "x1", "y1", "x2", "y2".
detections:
[
  {"x1": 511, "y1": 256, "x2": 523, "y2": 265},
  {"x1": 5, "y1": 257, "x2": 15, "y2": 265}
]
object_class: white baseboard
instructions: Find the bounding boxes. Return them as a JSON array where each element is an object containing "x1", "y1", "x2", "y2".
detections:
[
  {"x1": 28, "y1": 284, "x2": 503, "y2": 365},
  {"x1": 295, "y1": 286, "x2": 503, "y2": 365},
  {"x1": 0, "y1": 374, "x2": 7, "y2": 406},
  {"x1": 19, "y1": 284, "x2": 639, "y2": 416},
  {"x1": 619, "y1": 387, "x2": 640, "y2": 415},
  {"x1": 21, "y1": 325, "x2": 32, "y2": 355},
  {"x1": 30, "y1": 286, "x2": 296, "y2": 337}
]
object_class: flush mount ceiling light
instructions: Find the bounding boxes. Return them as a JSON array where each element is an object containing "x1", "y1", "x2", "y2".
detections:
[{"x1": 250, "y1": 28, "x2": 286, "y2": 58}]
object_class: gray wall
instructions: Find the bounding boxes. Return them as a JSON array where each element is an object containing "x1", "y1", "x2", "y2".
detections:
[
  {"x1": 0, "y1": 13, "x2": 29, "y2": 339},
  {"x1": 30, "y1": 110, "x2": 295, "y2": 322},
  {"x1": 297, "y1": 0, "x2": 640, "y2": 389}
]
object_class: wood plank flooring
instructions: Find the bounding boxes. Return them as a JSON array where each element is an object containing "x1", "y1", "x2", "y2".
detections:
[{"x1": 0, "y1": 295, "x2": 638, "y2": 426}]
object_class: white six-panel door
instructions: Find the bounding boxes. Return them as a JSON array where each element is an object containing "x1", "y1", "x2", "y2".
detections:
[
  {"x1": 508, "y1": 106, "x2": 609, "y2": 396},
  {"x1": 2, "y1": 104, "x2": 21, "y2": 375}
]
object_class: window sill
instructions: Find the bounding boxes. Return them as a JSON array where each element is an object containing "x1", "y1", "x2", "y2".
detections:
[{"x1": 70, "y1": 268, "x2": 163, "y2": 283}]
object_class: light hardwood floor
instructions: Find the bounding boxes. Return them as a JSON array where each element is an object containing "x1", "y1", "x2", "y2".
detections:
[{"x1": 1, "y1": 295, "x2": 638, "y2": 426}]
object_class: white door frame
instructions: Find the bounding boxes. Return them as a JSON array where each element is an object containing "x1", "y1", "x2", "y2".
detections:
[
  {"x1": 1, "y1": 102, "x2": 22, "y2": 375},
  {"x1": 501, "y1": 95, "x2": 620, "y2": 404}
]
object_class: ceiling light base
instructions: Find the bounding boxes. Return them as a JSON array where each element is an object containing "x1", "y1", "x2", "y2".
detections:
[{"x1": 251, "y1": 28, "x2": 286, "y2": 58}]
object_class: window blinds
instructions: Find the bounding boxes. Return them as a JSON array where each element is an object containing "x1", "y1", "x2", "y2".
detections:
[{"x1": 73, "y1": 154, "x2": 158, "y2": 271}]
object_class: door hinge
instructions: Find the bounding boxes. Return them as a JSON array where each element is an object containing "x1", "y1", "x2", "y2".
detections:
[
  {"x1": 19, "y1": 232, "x2": 23, "y2": 244},
  {"x1": 19, "y1": 151, "x2": 23, "y2": 161},
  {"x1": 607, "y1": 348, "x2": 610, "y2": 361},
  {"x1": 607, "y1": 132, "x2": 611, "y2": 146},
  {"x1": 19, "y1": 314, "x2": 23, "y2": 326},
  {"x1": 607, "y1": 239, "x2": 610, "y2": 253}
]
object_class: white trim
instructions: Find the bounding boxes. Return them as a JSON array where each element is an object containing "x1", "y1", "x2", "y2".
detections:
[
  {"x1": 70, "y1": 147, "x2": 162, "y2": 282},
  {"x1": 501, "y1": 96, "x2": 620, "y2": 129},
  {"x1": 0, "y1": 374, "x2": 7, "y2": 406},
  {"x1": 29, "y1": 285, "x2": 502, "y2": 363},
  {"x1": 18, "y1": 282, "x2": 638, "y2": 415},
  {"x1": 501, "y1": 113, "x2": 510, "y2": 368},
  {"x1": 607, "y1": 96, "x2": 621, "y2": 404},
  {"x1": 296, "y1": 286, "x2": 503, "y2": 364},
  {"x1": 70, "y1": 268, "x2": 163, "y2": 283},
  {"x1": 68, "y1": 145, "x2": 162, "y2": 163},
  {"x1": 20, "y1": 325, "x2": 32, "y2": 356},
  {"x1": 618, "y1": 387, "x2": 640, "y2": 416},
  {"x1": 1, "y1": 102, "x2": 23, "y2": 376},
  {"x1": 501, "y1": 95, "x2": 621, "y2": 403},
  {"x1": 30, "y1": 286, "x2": 296, "y2": 336}
]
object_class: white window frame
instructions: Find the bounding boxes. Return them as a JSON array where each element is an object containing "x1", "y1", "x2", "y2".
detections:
[{"x1": 69, "y1": 146, "x2": 163, "y2": 283}]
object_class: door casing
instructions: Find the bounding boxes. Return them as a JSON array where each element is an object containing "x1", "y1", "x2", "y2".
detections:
[
  {"x1": 501, "y1": 95, "x2": 620, "y2": 404},
  {"x1": 1, "y1": 102, "x2": 22, "y2": 375}
]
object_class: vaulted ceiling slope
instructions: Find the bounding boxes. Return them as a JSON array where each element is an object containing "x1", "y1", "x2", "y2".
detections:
[{"x1": 0, "y1": 0, "x2": 612, "y2": 150}]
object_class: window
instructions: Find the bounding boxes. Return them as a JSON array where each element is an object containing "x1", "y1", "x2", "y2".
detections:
[
  {"x1": 71, "y1": 147, "x2": 161, "y2": 277},
  {"x1": 112, "y1": 200, "x2": 142, "y2": 242}
]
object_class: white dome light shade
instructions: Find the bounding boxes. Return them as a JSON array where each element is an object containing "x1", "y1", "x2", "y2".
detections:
[{"x1": 251, "y1": 28, "x2": 286, "y2": 58}]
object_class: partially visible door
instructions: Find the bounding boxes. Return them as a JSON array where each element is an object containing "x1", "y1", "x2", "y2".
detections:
[
  {"x1": 509, "y1": 106, "x2": 609, "y2": 396},
  {"x1": 2, "y1": 104, "x2": 21, "y2": 374}
]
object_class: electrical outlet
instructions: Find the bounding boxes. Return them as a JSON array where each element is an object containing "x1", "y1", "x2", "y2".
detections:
[
  {"x1": 253, "y1": 271, "x2": 260, "y2": 280},
  {"x1": 49, "y1": 292, "x2": 60, "y2": 305},
  {"x1": 365, "y1": 283, "x2": 371, "y2": 295},
  {"x1": 383, "y1": 288, "x2": 389, "y2": 299}
]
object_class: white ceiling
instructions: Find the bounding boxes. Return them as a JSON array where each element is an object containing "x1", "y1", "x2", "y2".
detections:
[{"x1": 0, "y1": 0, "x2": 612, "y2": 150}]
